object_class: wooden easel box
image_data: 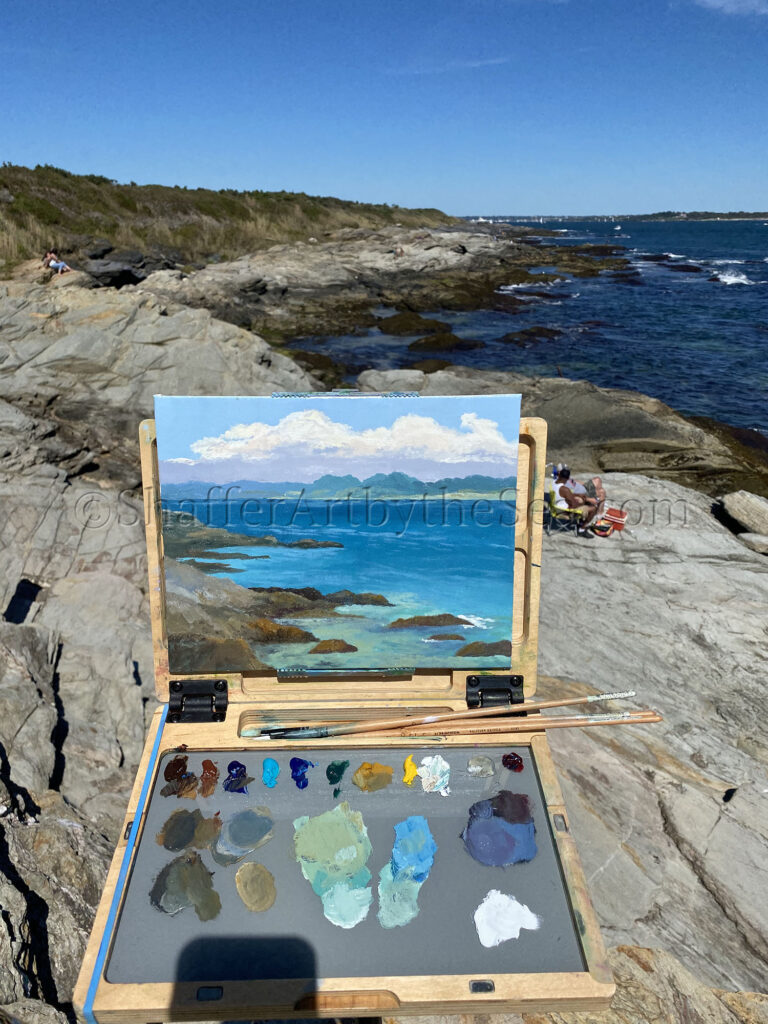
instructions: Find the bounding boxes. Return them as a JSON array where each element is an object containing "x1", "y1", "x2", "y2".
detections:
[{"x1": 74, "y1": 414, "x2": 614, "y2": 1023}]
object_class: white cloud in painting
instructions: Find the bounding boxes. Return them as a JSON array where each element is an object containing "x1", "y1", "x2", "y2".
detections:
[{"x1": 189, "y1": 410, "x2": 518, "y2": 466}]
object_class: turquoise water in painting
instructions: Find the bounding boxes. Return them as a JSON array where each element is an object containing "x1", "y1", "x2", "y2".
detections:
[{"x1": 165, "y1": 496, "x2": 516, "y2": 670}]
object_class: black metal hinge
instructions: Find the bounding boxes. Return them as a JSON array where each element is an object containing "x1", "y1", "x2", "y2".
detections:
[
  {"x1": 168, "y1": 679, "x2": 228, "y2": 723},
  {"x1": 466, "y1": 674, "x2": 525, "y2": 711}
]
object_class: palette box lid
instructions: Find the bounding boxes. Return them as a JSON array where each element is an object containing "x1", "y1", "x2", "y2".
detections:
[{"x1": 139, "y1": 413, "x2": 546, "y2": 711}]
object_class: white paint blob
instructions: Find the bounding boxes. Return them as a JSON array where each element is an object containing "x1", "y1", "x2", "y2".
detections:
[
  {"x1": 417, "y1": 754, "x2": 451, "y2": 796},
  {"x1": 473, "y1": 889, "x2": 541, "y2": 947}
]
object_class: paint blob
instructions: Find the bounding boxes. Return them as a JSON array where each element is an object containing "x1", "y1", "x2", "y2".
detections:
[
  {"x1": 402, "y1": 754, "x2": 419, "y2": 786},
  {"x1": 473, "y1": 889, "x2": 541, "y2": 947},
  {"x1": 156, "y1": 809, "x2": 222, "y2": 852},
  {"x1": 378, "y1": 815, "x2": 437, "y2": 929},
  {"x1": 160, "y1": 754, "x2": 199, "y2": 799},
  {"x1": 290, "y1": 756, "x2": 315, "y2": 790},
  {"x1": 223, "y1": 760, "x2": 254, "y2": 794},
  {"x1": 461, "y1": 791, "x2": 537, "y2": 867},
  {"x1": 417, "y1": 754, "x2": 451, "y2": 796},
  {"x1": 149, "y1": 851, "x2": 221, "y2": 921},
  {"x1": 352, "y1": 761, "x2": 394, "y2": 792},
  {"x1": 200, "y1": 759, "x2": 219, "y2": 797},
  {"x1": 293, "y1": 802, "x2": 373, "y2": 928},
  {"x1": 211, "y1": 807, "x2": 274, "y2": 866},
  {"x1": 467, "y1": 755, "x2": 495, "y2": 778},
  {"x1": 235, "y1": 862, "x2": 277, "y2": 912},
  {"x1": 262, "y1": 757, "x2": 280, "y2": 788},
  {"x1": 326, "y1": 759, "x2": 350, "y2": 798},
  {"x1": 502, "y1": 752, "x2": 524, "y2": 773}
]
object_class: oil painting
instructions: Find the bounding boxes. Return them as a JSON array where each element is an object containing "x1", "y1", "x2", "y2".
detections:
[{"x1": 154, "y1": 393, "x2": 521, "y2": 674}]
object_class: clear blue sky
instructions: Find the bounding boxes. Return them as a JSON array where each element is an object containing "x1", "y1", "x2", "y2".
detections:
[{"x1": 3, "y1": 0, "x2": 766, "y2": 214}]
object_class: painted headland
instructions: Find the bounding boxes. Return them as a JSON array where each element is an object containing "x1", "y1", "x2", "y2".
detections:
[{"x1": 155, "y1": 394, "x2": 520, "y2": 673}]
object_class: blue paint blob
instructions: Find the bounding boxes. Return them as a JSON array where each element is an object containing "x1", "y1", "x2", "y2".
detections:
[
  {"x1": 223, "y1": 760, "x2": 254, "y2": 794},
  {"x1": 378, "y1": 815, "x2": 437, "y2": 928},
  {"x1": 290, "y1": 757, "x2": 315, "y2": 790},
  {"x1": 461, "y1": 790, "x2": 537, "y2": 867},
  {"x1": 262, "y1": 757, "x2": 280, "y2": 788},
  {"x1": 390, "y1": 816, "x2": 438, "y2": 883}
]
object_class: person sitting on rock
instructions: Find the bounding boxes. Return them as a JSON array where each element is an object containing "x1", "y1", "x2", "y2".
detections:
[
  {"x1": 552, "y1": 466, "x2": 600, "y2": 537},
  {"x1": 556, "y1": 463, "x2": 606, "y2": 506},
  {"x1": 42, "y1": 250, "x2": 71, "y2": 275}
]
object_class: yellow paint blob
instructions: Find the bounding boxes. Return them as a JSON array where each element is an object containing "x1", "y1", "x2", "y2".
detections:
[
  {"x1": 402, "y1": 754, "x2": 419, "y2": 786},
  {"x1": 352, "y1": 761, "x2": 393, "y2": 792}
]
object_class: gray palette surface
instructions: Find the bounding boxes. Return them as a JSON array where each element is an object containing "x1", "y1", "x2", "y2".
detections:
[{"x1": 106, "y1": 744, "x2": 585, "y2": 984}]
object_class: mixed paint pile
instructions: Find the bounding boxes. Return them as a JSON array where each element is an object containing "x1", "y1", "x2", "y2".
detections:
[{"x1": 149, "y1": 748, "x2": 544, "y2": 949}]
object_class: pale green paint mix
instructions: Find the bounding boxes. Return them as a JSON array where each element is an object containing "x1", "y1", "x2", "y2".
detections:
[{"x1": 293, "y1": 802, "x2": 373, "y2": 929}]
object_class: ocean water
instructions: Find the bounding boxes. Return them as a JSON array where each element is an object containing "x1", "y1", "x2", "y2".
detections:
[
  {"x1": 290, "y1": 220, "x2": 768, "y2": 436},
  {"x1": 166, "y1": 497, "x2": 516, "y2": 670}
]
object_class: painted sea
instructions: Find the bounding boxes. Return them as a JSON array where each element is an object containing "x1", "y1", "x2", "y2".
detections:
[
  {"x1": 290, "y1": 220, "x2": 768, "y2": 437},
  {"x1": 155, "y1": 394, "x2": 521, "y2": 674}
]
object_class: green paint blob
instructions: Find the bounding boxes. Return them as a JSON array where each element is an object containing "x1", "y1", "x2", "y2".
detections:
[
  {"x1": 293, "y1": 802, "x2": 373, "y2": 929},
  {"x1": 149, "y1": 851, "x2": 221, "y2": 921},
  {"x1": 326, "y1": 759, "x2": 350, "y2": 790}
]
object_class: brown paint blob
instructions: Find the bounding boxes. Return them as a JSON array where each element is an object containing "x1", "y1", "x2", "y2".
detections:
[
  {"x1": 235, "y1": 862, "x2": 277, "y2": 912},
  {"x1": 200, "y1": 759, "x2": 219, "y2": 797},
  {"x1": 164, "y1": 754, "x2": 188, "y2": 781},
  {"x1": 352, "y1": 761, "x2": 394, "y2": 792},
  {"x1": 160, "y1": 754, "x2": 199, "y2": 798},
  {"x1": 156, "y1": 809, "x2": 222, "y2": 852}
]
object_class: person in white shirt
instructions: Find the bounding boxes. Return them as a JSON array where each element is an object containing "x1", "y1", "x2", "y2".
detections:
[
  {"x1": 555, "y1": 463, "x2": 605, "y2": 505},
  {"x1": 552, "y1": 467, "x2": 600, "y2": 537}
]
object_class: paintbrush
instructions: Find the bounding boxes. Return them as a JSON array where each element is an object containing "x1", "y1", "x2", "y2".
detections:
[
  {"x1": 400, "y1": 709, "x2": 662, "y2": 737},
  {"x1": 261, "y1": 690, "x2": 638, "y2": 740}
]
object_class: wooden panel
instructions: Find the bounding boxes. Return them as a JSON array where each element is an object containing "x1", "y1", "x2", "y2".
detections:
[{"x1": 76, "y1": 714, "x2": 614, "y2": 1023}]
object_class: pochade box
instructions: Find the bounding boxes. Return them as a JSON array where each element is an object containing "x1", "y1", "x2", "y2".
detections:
[{"x1": 75, "y1": 393, "x2": 614, "y2": 1023}]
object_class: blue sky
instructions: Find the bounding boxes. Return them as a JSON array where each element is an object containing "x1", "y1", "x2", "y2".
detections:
[
  {"x1": 3, "y1": 0, "x2": 766, "y2": 213},
  {"x1": 154, "y1": 394, "x2": 521, "y2": 482}
]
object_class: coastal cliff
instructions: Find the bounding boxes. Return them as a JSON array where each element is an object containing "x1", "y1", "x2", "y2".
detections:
[{"x1": 0, "y1": 225, "x2": 767, "y2": 1022}]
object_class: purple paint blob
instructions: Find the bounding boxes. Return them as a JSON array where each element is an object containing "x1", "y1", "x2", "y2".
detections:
[
  {"x1": 502, "y1": 752, "x2": 524, "y2": 773},
  {"x1": 224, "y1": 760, "x2": 254, "y2": 794},
  {"x1": 461, "y1": 790, "x2": 537, "y2": 866},
  {"x1": 290, "y1": 757, "x2": 316, "y2": 789}
]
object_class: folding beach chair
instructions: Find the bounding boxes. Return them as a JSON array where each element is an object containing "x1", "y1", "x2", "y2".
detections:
[{"x1": 546, "y1": 484, "x2": 588, "y2": 535}]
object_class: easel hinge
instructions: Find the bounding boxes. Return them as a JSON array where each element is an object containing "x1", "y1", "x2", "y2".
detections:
[
  {"x1": 168, "y1": 679, "x2": 228, "y2": 723},
  {"x1": 466, "y1": 674, "x2": 525, "y2": 711}
]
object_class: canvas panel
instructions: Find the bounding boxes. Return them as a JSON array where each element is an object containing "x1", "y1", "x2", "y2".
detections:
[{"x1": 154, "y1": 394, "x2": 522, "y2": 676}]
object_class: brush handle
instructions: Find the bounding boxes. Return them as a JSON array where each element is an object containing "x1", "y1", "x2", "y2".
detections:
[{"x1": 262, "y1": 689, "x2": 637, "y2": 740}]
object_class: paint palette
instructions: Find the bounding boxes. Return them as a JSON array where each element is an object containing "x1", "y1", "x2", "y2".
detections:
[
  {"x1": 75, "y1": 407, "x2": 615, "y2": 1023},
  {"x1": 106, "y1": 746, "x2": 584, "y2": 985}
]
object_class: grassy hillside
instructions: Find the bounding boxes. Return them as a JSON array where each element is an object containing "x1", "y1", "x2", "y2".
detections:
[{"x1": 0, "y1": 163, "x2": 457, "y2": 268}]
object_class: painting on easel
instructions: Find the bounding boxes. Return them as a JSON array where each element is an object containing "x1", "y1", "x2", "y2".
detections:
[{"x1": 154, "y1": 393, "x2": 521, "y2": 674}]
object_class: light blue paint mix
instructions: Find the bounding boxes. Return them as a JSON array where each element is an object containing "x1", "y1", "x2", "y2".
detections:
[
  {"x1": 378, "y1": 815, "x2": 437, "y2": 928},
  {"x1": 262, "y1": 757, "x2": 280, "y2": 788}
]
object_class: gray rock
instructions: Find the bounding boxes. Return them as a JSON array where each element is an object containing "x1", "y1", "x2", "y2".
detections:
[
  {"x1": 357, "y1": 367, "x2": 767, "y2": 496},
  {"x1": 720, "y1": 490, "x2": 768, "y2": 535},
  {"x1": 739, "y1": 533, "x2": 768, "y2": 554},
  {"x1": 537, "y1": 473, "x2": 768, "y2": 990}
]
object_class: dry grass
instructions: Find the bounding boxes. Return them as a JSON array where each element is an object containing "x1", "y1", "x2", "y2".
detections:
[{"x1": 0, "y1": 163, "x2": 457, "y2": 270}]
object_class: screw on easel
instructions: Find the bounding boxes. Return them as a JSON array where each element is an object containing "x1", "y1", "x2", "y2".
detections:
[
  {"x1": 171, "y1": 680, "x2": 183, "y2": 692},
  {"x1": 215, "y1": 679, "x2": 227, "y2": 691}
]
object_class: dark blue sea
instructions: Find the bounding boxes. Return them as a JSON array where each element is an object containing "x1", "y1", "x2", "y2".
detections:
[
  {"x1": 165, "y1": 497, "x2": 516, "y2": 671},
  {"x1": 291, "y1": 220, "x2": 768, "y2": 436}
]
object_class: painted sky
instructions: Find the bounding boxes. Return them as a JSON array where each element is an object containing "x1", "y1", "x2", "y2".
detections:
[
  {"x1": 3, "y1": 0, "x2": 767, "y2": 214},
  {"x1": 155, "y1": 395, "x2": 520, "y2": 484}
]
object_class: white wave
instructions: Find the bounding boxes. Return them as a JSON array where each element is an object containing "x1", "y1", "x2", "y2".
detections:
[
  {"x1": 710, "y1": 259, "x2": 746, "y2": 265},
  {"x1": 460, "y1": 614, "x2": 494, "y2": 629},
  {"x1": 714, "y1": 270, "x2": 758, "y2": 285},
  {"x1": 497, "y1": 278, "x2": 564, "y2": 293},
  {"x1": 667, "y1": 253, "x2": 687, "y2": 259}
]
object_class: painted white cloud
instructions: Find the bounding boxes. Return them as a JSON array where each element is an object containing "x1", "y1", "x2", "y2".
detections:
[
  {"x1": 692, "y1": 0, "x2": 768, "y2": 12},
  {"x1": 189, "y1": 409, "x2": 517, "y2": 466}
]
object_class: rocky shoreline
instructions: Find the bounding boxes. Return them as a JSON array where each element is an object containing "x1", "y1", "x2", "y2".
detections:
[{"x1": 1, "y1": 225, "x2": 767, "y2": 1022}]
